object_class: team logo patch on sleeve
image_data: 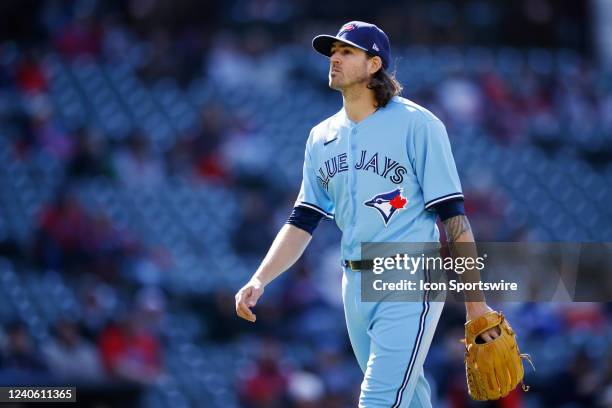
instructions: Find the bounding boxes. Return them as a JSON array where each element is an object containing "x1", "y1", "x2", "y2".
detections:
[{"x1": 364, "y1": 188, "x2": 407, "y2": 226}]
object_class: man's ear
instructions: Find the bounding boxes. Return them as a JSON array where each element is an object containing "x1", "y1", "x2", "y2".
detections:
[{"x1": 368, "y1": 56, "x2": 382, "y2": 75}]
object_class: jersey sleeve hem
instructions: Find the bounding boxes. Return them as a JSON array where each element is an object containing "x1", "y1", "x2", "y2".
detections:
[
  {"x1": 296, "y1": 201, "x2": 334, "y2": 219},
  {"x1": 285, "y1": 221, "x2": 314, "y2": 235},
  {"x1": 424, "y1": 193, "x2": 464, "y2": 210}
]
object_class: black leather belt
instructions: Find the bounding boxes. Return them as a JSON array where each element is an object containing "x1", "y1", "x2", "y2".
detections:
[
  {"x1": 343, "y1": 249, "x2": 441, "y2": 271},
  {"x1": 342, "y1": 259, "x2": 374, "y2": 271}
]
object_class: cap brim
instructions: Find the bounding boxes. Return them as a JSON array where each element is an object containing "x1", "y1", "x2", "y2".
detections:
[{"x1": 312, "y1": 35, "x2": 368, "y2": 58}]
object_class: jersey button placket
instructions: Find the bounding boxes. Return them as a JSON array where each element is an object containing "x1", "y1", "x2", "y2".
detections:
[{"x1": 349, "y1": 127, "x2": 358, "y2": 230}]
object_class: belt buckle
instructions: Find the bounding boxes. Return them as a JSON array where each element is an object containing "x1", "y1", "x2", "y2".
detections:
[
  {"x1": 343, "y1": 260, "x2": 367, "y2": 271},
  {"x1": 342, "y1": 260, "x2": 358, "y2": 270}
]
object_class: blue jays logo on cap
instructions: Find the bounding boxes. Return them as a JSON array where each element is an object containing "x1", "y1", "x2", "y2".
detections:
[
  {"x1": 312, "y1": 21, "x2": 391, "y2": 70},
  {"x1": 364, "y1": 188, "x2": 407, "y2": 226},
  {"x1": 338, "y1": 23, "x2": 356, "y2": 36}
]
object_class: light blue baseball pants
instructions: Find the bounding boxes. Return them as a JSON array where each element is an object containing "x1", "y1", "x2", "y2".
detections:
[{"x1": 342, "y1": 266, "x2": 444, "y2": 408}]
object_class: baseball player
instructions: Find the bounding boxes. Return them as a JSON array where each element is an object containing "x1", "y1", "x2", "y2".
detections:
[{"x1": 235, "y1": 21, "x2": 504, "y2": 407}]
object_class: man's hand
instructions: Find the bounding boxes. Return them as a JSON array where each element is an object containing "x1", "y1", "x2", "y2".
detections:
[
  {"x1": 235, "y1": 278, "x2": 264, "y2": 322},
  {"x1": 466, "y1": 302, "x2": 500, "y2": 342}
]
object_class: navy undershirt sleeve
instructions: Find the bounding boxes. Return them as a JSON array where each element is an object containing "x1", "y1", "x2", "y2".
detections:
[
  {"x1": 286, "y1": 205, "x2": 325, "y2": 235},
  {"x1": 432, "y1": 198, "x2": 465, "y2": 221}
]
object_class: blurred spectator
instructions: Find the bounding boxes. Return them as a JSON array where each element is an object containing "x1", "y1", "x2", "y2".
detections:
[
  {"x1": 462, "y1": 185, "x2": 508, "y2": 241},
  {"x1": 232, "y1": 189, "x2": 274, "y2": 255},
  {"x1": 281, "y1": 262, "x2": 324, "y2": 314},
  {"x1": 134, "y1": 286, "x2": 167, "y2": 334},
  {"x1": 206, "y1": 31, "x2": 253, "y2": 87},
  {"x1": 207, "y1": 291, "x2": 245, "y2": 342},
  {"x1": 0, "y1": 235, "x2": 24, "y2": 261},
  {"x1": 112, "y1": 132, "x2": 165, "y2": 187},
  {"x1": 15, "y1": 50, "x2": 47, "y2": 94},
  {"x1": 314, "y1": 344, "x2": 361, "y2": 403},
  {"x1": 80, "y1": 278, "x2": 120, "y2": 336},
  {"x1": 98, "y1": 310, "x2": 163, "y2": 385},
  {"x1": 138, "y1": 29, "x2": 180, "y2": 82},
  {"x1": 280, "y1": 262, "x2": 346, "y2": 345},
  {"x1": 35, "y1": 189, "x2": 133, "y2": 278},
  {"x1": 67, "y1": 127, "x2": 113, "y2": 179},
  {"x1": 560, "y1": 303, "x2": 607, "y2": 332},
  {"x1": 29, "y1": 95, "x2": 73, "y2": 160},
  {"x1": 35, "y1": 191, "x2": 91, "y2": 270},
  {"x1": 538, "y1": 349, "x2": 598, "y2": 407},
  {"x1": 239, "y1": 339, "x2": 289, "y2": 408},
  {"x1": 0, "y1": 321, "x2": 48, "y2": 383},
  {"x1": 165, "y1": 135, "x2": 198, "y2": 179},
  {"x1": 437, "y1": 75, "x2": 483, "y2": 126},
  {"x1": 0, "y1": 321, "x2": 47, "y2": 371},
  {"x1": 53, "y1": 16, "x2": 102, "y2": 57},
  {"x1": 43, "y1": 319, "x2": 103, "y2": 380},
  {"x1": 193, "y1": 104, "x2": 231, "y2": 181},
  {"x1": 287, "y1": 370, "x2": 324, "y2": 408}
]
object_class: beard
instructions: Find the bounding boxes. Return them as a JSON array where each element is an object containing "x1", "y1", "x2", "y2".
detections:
[{"x1": 328, "y1": 68, "x2": 369, "y2": 91}]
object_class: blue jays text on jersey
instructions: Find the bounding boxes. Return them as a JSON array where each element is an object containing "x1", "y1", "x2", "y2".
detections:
[
  {"x1": 316, "y1": 150, "x2": 409, "y2": 190},
  {"x1": 295, "y1": 96, "x2": 463, "y2": 261}
]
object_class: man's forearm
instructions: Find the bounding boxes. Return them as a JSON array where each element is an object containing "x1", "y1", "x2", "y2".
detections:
[
  {"x1": 252, "y1": 224, "x2": 313, "y2": 286},
  {"x1": 443, "y1": 215, "x2": 485, "y2": 303}
]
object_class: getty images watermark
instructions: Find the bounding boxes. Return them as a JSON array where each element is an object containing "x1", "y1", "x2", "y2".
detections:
[
  {"x1": 358, "y1": 242, "x2": 612, "y2": 302},
  {"x1": 369, "y1": 253, "x2": 518, "y2": 294}
]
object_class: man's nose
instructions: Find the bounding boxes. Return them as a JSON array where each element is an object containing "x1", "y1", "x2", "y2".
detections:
[{"x1": 330, "y1": 52, "x2": 341, "y2": 65}]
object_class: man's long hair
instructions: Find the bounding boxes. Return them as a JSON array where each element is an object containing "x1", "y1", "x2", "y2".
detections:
[{"x1": 367, "y1": 58, "x2": 403, "y2": 108}]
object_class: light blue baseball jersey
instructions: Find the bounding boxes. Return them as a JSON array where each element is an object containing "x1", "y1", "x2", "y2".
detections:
[{"x1": 296, "y1": 96, "x2": 463, "y2": 260}]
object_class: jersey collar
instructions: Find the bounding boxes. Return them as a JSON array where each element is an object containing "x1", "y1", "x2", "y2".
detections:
[{"x1": 340, "y1": 105, "x2": 382, "y2": 128}]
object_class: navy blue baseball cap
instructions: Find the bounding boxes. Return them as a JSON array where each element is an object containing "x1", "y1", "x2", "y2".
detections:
[{"x1": 312, "y1": 21, "x2": 391, "y2": 70}]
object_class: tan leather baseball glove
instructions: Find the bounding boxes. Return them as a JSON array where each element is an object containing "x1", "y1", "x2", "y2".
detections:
[{"x1": 463, "y1": 311, "x2": 534, "y2": 400}]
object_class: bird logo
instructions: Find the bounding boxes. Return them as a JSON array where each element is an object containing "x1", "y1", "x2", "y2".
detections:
[{"x1": 364, "y1": 188, "x2": 407, "y2": 226}]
